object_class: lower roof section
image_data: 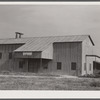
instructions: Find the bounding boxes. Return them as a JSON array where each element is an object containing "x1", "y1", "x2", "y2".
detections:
[{"x1": 14, "y1": 44, "x2": 53, "y2": 60}]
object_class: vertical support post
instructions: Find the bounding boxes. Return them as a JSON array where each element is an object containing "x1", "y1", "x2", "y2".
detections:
[
  {"x1": 40, "y1": 58, "x2": 42, "y2": 69},
  {"x1": 85, "y1": 55, "x2": 87, "y2": 75},
  {"x1": 94, "y1": 56, "x2": 96, "y2": 71},
  {"x1": 27, "y1": 59, "x2": 29, "y2": 72}
]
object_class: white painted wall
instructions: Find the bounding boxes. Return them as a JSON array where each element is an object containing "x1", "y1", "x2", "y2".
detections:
[
  {"x1": 82, "y1": 37, "x2": 94, "y2": 75},
  {"x1": 42, "y1": 44, "x2": 53, "y2": 59}
]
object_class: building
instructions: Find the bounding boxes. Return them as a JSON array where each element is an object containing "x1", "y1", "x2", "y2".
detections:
[{"x1": 0, "y1": 33, "x2": 99, "y2": 76}]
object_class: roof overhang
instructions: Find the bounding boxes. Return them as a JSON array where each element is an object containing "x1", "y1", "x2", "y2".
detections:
[{"x1": 86, "y1": 55, "x2": 100, "y2": 58}]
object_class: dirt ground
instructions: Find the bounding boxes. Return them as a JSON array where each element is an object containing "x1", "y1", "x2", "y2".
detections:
[{"x1": 0, "y1": 72, "x2": 100, "y2": 90}]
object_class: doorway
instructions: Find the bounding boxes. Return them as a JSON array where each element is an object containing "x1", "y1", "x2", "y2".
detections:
[{"x1": 28, "y1": 59, "x2": 40, "y2": 73}]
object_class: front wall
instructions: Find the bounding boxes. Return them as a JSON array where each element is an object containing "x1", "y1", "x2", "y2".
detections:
[
  {"x1": 47, "y1": 42, "x2": 82, "y2": 76},
  {"x1": 0, "y1": 42, "x2": 82, "y2": 76}
]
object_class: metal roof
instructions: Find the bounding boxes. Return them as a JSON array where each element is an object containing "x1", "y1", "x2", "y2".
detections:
[
  {"x1": 11, "y1": 35, "x2": 94, "y2": 52},
  {"x1": 0, "y1": 38, "x2": 29, "y2": 44},
  {"x1": 0, "y1": 35, "x2": 94, "y2": 52}
]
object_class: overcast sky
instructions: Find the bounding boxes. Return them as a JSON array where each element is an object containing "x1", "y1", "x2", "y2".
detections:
[{"x1": 0, "y1": 5, "x2": 100, "y2": 55}]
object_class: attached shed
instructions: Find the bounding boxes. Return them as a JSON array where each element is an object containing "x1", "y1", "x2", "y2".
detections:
[{"x1": 86, "y1": 55, "x2": 100, "y2": 75}]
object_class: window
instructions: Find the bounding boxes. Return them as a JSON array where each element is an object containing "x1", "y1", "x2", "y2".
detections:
[
  {"x1": 84, "y1": 63, "x2": 86, "y2": 71},
  {"x1": 0, "y1": 53, "x2": 2, "y2": 59},
  {"x1": 57, "y1": 62, "x2": 62, "y2": 70},
  {"x1": 9, "y1": 52, "x2": 12, "y2": 59},
  {"x1": 71, "y1": 62, "x2": 76, "y2": 70},
  {"x1": 89, "y1": 63, "x2": 91, "y2": 71},
  {"x1": 19, "y1": 61, "x2": 24, "y2": 69}
]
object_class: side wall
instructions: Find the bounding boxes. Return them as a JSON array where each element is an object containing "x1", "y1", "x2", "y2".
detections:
[
  {"x1": 82, "y1": 37, "x2": 94, "y2": 75},
  {"x1": 0, "y1": 44, "x2": 23, "y2": 72},
  {"x1": 42, "y1": 44, "x2": 53, "y2": 59}
]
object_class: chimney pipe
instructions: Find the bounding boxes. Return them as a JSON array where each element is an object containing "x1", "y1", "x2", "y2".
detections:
[{"x1": 15, "y1": 32, "x2": 24, "y2": 39}]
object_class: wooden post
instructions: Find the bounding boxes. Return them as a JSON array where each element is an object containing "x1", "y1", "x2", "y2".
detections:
[
  {"x1": 27, "y1": 59, "x2": 29, "y2": 72},
  {"x1": 40, "y1": 58, "x2": 42, "y2": 69},
  {"x1": 85, "y1": 55, "x2": 87, "y2": 75}
]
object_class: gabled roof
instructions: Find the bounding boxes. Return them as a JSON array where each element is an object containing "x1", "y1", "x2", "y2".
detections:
[
  {"x1": 12, "y1": 35, "x2": 94, "y2": 52},
  {"x1": 0, "y1": 35, "x2": 94, "y2": 52}
]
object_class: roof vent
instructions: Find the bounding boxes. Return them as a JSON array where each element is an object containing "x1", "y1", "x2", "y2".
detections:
[{"x1": 15, "y1": 32, "x2": 24, "y2": 39}]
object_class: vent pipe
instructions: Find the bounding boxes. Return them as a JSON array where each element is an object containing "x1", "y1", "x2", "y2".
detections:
[{"x1": 15, "y1": 32, "x2": 24, "y2": 39}]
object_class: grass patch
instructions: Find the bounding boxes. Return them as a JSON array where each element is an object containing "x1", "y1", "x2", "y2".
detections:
[
  {"x1": 90, "y1": 81, "x2": 100, "y2": 87},
  {"x1": 0, "y1": 72, "x2": 99, "y2": 90}
]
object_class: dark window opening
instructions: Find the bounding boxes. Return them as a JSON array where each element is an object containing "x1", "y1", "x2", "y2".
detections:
[
  {"x1": 19, "y1": 61, "x2": 24, "y2": 69},
  {"x1": 71, "y1": 62, "x2": 76, "y2": 70},
  {"x1": 0, "y1": 53, "x2": 2, "y2": 59},
  {"x1": 9, "y1": 52, "x2": 12, "y2": 59},
  {"x1": 93, "y1": 61, "x2": 100, "y2": 70},
  {"x1": 57, "y1": 62, "x2": 62, "y2": 70}
]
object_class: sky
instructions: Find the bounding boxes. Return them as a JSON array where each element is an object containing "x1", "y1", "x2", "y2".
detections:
[{"x1": 0, "y1": 5, "x2": 100, "y2": 55}]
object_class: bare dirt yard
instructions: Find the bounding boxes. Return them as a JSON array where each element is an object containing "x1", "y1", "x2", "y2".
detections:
[{"x1": 0, "y1": 72, "x2": 100, "y2": 90}]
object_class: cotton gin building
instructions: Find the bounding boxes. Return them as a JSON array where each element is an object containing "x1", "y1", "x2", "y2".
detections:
[{"x1": 0, "y1": 33, "x2": 99, "y2": 76}]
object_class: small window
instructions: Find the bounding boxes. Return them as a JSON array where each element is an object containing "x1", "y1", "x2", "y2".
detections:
[
  {"x1": 19, "y1": 61, "x2": 24, "y2": 69},
  {"x1": 71, "y1": 62, "x2": 76, "y2": 70},
  {"x1": 84, "y1": 63, "x2": 86, "y2": 71},
  {"x1": 57, "y1": 62, "x2": 62, "y2": 70},
  {"x1": 0, "y1": 53, "x2": 2, "y2": 59},
  {"x1": 9, "y1": 52, "x2": 12, "y2": 59},
  {"x1": 89, "y1": 63, "x2": 91, "y2": 71}
]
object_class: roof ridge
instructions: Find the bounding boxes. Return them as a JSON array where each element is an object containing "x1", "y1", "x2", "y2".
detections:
[
  {"x1": 0, "y1": 34, "x2": 90, "y2": 40},
  {"x1": 19, "y1": 34, "x2": 90, "y2": 38}
]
